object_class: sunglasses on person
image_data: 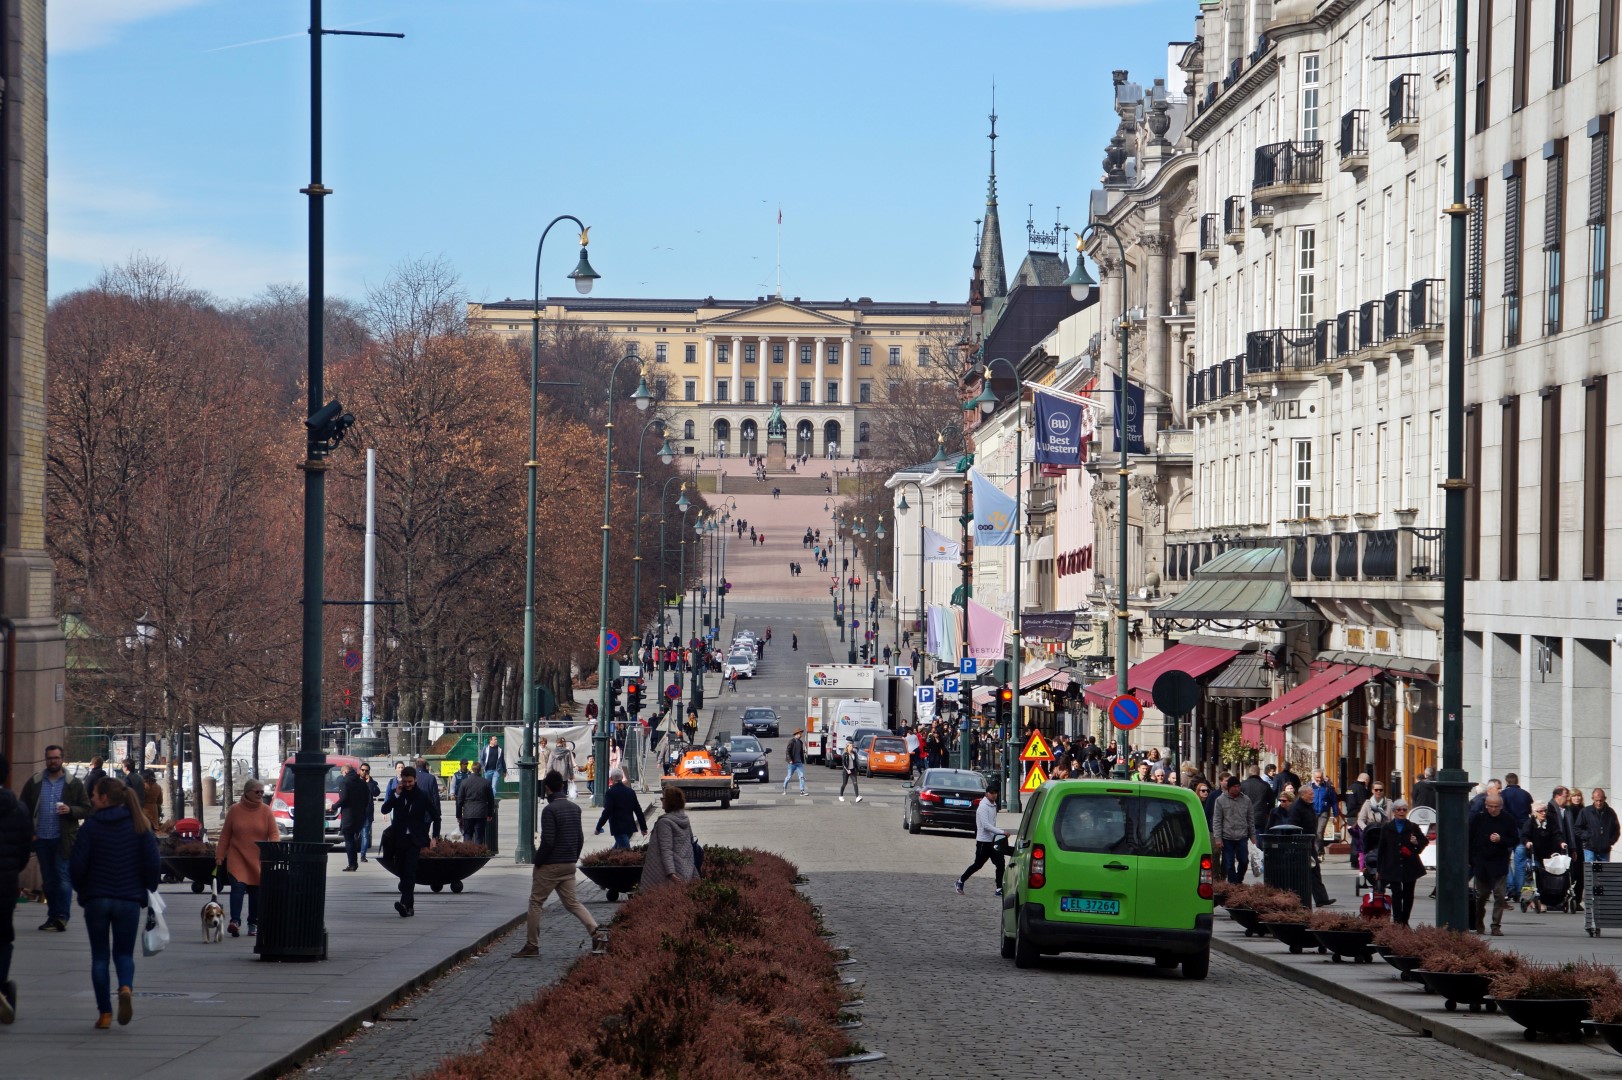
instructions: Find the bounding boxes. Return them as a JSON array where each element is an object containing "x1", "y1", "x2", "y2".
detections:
[{"x1": 1196, "y1": 786, "x2": 1210, "y2": 795}]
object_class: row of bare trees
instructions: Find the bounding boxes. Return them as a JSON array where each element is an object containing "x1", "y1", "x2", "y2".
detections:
[{"x1": 47, "y1": 256, "x2": 693, "y2": 809}]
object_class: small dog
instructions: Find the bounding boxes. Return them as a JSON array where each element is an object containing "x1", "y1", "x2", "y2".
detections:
[{"x1": 201, "y1": 900, "x2": 226, "y2": 943}]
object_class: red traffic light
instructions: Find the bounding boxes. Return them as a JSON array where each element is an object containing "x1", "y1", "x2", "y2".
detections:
[
  {"x1": 625, "y1": 680, "x2": 642, "y2": 696},
  {"x1": 996, "y1": 686, "x2": 1013, "y2": 705}
]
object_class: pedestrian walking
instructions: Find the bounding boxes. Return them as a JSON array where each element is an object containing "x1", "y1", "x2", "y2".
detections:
[
  {"x1": 454, "y1": 768, "x2": 495, "y2": 845},
  {"x1": 379, "y1": 766, "x2": 436, "y2": 918},
  {"x1": 513, "y1": 770, "x2": 601, "y2": 958},
  {"x1": 1578, "y1": 788, "x2": 1620, "y2": 937},
  {"x1": 20, "y1": 744, "x2": 91, "y2": 932},
  {"x1": 83, "y1": 757, "x2": 107, "y2": 798},
  {"x1": 955, "y1": 784, "x2": 1010, "y2": 896},
  {"x1": 338, "y1": 765, "x2": 369, "y2": 871},
  {"x1": 451, "y1": 760, "x2": 472, "y2": 801},
  {"x1": 1521, "y1": 801, "x2": 1566, "y2": 913},
  {"x1": 0, "y1": 753, "x2": 32, "y2": 1023},
  {"x1": 215, "y1": 777, "x2": 277, "y2": 938},
  {"x1": 1411, "y1": 766, "x2": 1439, "y2": 810},
  {"x1": 639, "y1": 786, "x2": 699, "y2": 891},
  {"x1": 69, "y1": 777, "x2": 159, "y2": 1029},
  {"x1": 358, "y1": 763, "x2": 380, "y2": 862},
  {"x1": 1502, "y1": 772, "x2": 1534, "y2": 906},
  {"x1": 1308, "y1": 770, "x2": 1341, "y2": 847},
  {"x1": 1211, "y1": 776, "x2": 1257, "y2": 884},
  {"x1": 782, "y1": 731, "x2": 808, "y2": 796},
  {"x1": 792, "y1": 632, "x2": 798, "y2": 651},
  {"x1": 838, "y1": 741, "x2": 862, "y2": 803},
  {"x1": 118, "y1": 759, "x2": 145, "y2": 811},
  {"x1": 1356, "y1": 780, "x2": 1394, "y2": 887},
  {"x1": 141, "y1": 771, "x2": 163, "y2": 830},
  {"x1": 1469, "y1": 792, "x2": 1516, "y2": 935},
  {"x1": 548, "y1": 738, "x2": 578, "y2": 799},
  {"x1": 412, "y1": 757, "x2": 443, "y2": 839},
  {"x1": 1240, "y1": 765, "x2": 1274, "y2": 838},
  {"x1": 595, "y1": 768, "x2": 648, "y2": 848},
  {"x1": 1376, "y1": 800, "x2": 1428, "y2": 925}
]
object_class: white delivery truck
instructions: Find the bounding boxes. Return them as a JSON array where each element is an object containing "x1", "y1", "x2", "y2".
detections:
[{"x1": 804, "y1": 663, "x2": 880, "y2": 763}]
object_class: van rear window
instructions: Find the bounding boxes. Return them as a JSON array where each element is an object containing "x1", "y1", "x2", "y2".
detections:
[
  {"x1": 1052, "y1": 794, "x2": 1195, "y2": 858},
  {"x1": 275, "y1": 764, "x2": 346, "y2": 794}
]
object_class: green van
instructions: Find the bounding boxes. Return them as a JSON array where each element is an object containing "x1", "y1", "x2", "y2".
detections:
[{"x1": 1000, "y1": 779, "x2": 1214, "y2": 978}]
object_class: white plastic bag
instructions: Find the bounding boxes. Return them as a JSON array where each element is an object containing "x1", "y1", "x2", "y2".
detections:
[
  {"x1": 1249, "y1": 845, "x2": 1265, "y2": 878},
  {"x1": 142, "y1": 889, "x2": 169, "y2": 956},
  {"x1": 1543, "y1": 853, "x2": 1572, "y2": 876}
]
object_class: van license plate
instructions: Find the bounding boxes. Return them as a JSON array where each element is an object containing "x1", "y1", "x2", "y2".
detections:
[{"x1": 1060, "y1": 897, "x2": 1120, "y2": 915}]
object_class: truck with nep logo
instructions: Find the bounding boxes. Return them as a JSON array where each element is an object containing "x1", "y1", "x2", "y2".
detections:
[{"x1": 803, "y1": 663, "x2": 881, "y2": 763}]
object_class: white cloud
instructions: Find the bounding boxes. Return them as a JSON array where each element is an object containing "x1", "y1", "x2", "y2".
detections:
[
  {"x1": 51, "y1": 228, "x2": 309, "y2": 300},
  {"x1": 49, "y1": 0, "x2": 215, "y2": 54}
]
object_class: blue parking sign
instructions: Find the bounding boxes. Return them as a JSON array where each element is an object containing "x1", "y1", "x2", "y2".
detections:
[
  {"x1": 942, "y1": 676, "x2": 960, "y2": 696},
  {"x1": 959, "y1": 658, "x2": 978, "y2": 676},
  {"x1": 916, "y1": 686, "x2": 936, "y2": 704},
  {"x1": 893, "y1": 665, "x2": 913, "y2": 677}
]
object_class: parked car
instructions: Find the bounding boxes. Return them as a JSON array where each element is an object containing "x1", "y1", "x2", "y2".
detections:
[
  {"x1": 865, "y1": 736, "x2": 912, "y2": 778},
  {"x1": 1000, "y1": 779, "x2": 1214, "y2": 979},
  {"x1": 722, "y1": 735, "x2": 771, "y2": 784},
  {"x1": 903, "y1": 769, "x2": 989, "y2": 834},
  {"x1": 266, "y1": 754, "x2": 365, "y2": 848},
  {"x1": 724, "y1": 649, "x2": 757, "y2": 680},
  {"x1": 740, "y1": 707, "x2": 780, "y2": 738},
  {"x1": 850, "y1": 729, "x2": 888, "y2": 773}
]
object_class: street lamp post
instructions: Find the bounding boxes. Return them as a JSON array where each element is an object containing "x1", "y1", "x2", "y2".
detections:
[
  {"x1": 846, "y1": 520, "x2": 859, "y2": 665},
  {"x1": 956, "y1": 450, "x2": 974, "y2": 770},
  {"x1": 594, "y1": 355, "x2": 654, "y2": 808},
  {"x1": 518, "y1": 216, "x2": 600, "y2": 863},
  {"x1": 1065, "y1": 225, "x2": 1132, "y2": 779},
  {"x1": 675, "y1": 492, "x2": 691, "y2": 708},
  {"x1": 718, "y1": 496, "x2": 737, "y2": 622},
  {"x1": 895, "y1": 481, "x2": 928, "y2": 670},
  {"x1": 631, "y1": 420, "x2": 676, "y2": 677}
]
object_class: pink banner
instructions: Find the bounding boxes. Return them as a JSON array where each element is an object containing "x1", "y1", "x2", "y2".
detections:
[{"x1": 966, "y1": 599, "x2": 1008, "y2": 660}]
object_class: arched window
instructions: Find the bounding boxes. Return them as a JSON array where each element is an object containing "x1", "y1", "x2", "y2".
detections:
[
  {"x1": 683, "y1": 419, "x2": 695, "y2": 439},
  {"x1": 858, "y1": 421, "x2": 871, "y2": 443},
  {"x1": 739, "y1": 418, "x2": 759, "y2": 458}
]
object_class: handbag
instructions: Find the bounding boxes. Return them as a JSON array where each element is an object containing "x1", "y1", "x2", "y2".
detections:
[{"x1": 142, "y1": 889, "x2": 169, "y2": 956}]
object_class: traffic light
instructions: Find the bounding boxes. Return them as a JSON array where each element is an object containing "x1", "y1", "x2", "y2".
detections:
[
  {"x1": 608, "y1": 678, "x2": 623, "y2": 715},
  {"x1": 996, "y1": 685, "x2": 1014, "y2": 725},
  {"x1": 625, "y1": 679, "x2": 643, "y2": 717}
]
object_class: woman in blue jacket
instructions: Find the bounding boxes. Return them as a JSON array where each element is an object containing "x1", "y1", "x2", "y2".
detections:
[{"x1": 70, "y1": 777, "x2": 160, "y2": 1029}]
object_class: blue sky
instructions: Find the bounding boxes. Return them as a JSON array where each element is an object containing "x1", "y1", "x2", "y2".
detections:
[{"x1": 49, "y1": 0, "x2": 1190, "y2": 306}]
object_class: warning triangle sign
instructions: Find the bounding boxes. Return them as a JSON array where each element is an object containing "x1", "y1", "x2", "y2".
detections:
[
  {"x1": 1019, "y1": 729, "x2": 1054, "y2": 762},
  {"x1": 1021, "y1": 762, "x2": 1048, "y2": 792}
]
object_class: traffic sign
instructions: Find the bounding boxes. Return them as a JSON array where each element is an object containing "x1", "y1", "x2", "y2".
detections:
[
  {"x1": 664, "y1": 683, "x2": 682, "y2": 700},
  {"x1": 916, "y1": 686, "x2": 936, "y2": 705},
  {"x1": 619, "y1": 664, "x2": 643, "y2": 680},
  {"x1": 600, "y1": 629, "x2": 621, "y2": 654},
  {"x1": 342, "y1": 649, "x2": 360, "y2": 672},
  {"x1": 1108, "y1": 693, "x2": 1145, "y2": 731},
  {"x1": 942, "y1": 676, "x2": 960, "y2": 697},
  {"x1": 959, "y1": 658, "x2": 978, "y2": 675},
  {"x1": 1019, "y1": 729, "x2": 1054, "y2": 762},
  {"x1": 894, "y1": 666, "x2": 913, "y2": 677},
  {"x1": 1021, "y1": 762, "x2": 1048, "y2": 792}
]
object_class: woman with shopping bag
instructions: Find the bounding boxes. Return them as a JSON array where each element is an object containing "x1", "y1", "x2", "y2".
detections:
[{"x1": 69, "y1": 777, "x2": 160, "y2": 1029}]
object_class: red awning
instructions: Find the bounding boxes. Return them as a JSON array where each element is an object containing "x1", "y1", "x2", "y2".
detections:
[
  {"x1": 971, "y1": 686, "x2": 995, "y2": 706},
  {"x1": 1019, "y1": 665, "x2": 1060, "y2": 691},
  {"x1": 1241, "y1": 716, "x2": 1284, "y2": 758},
  {"x1": 1243, "y1": 665, "x2": 1378, "y2": 731},
  {"x1": 1082, "y1": 642, "x2": 1244, "y2": 709}
]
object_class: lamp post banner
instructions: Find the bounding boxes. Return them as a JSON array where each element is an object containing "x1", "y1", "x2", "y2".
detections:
[
  {"x1": 1111, "y1": 375, "x2": 1148, "y2": 455},
  {"x1": 922, "y1": 527, "x2": 961, "y2": 562},
  {"x1": 968, "y1": 468, "x2": 1018, "y2": 547},
  {"x1": 1032, "y1": 388, "x2": 1085, "y2": 467},
  {"x1": 1021, "y1": 611, "x2": 1076, "y2": 642}
]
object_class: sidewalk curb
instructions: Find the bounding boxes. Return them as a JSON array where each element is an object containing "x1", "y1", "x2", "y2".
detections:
[
  {"x1": 1211, "y1": 936, "x2": 1601, "y2": 1080},
  {"x1": 241, "y1": 910, "x2": 527, "y2": 1080}
]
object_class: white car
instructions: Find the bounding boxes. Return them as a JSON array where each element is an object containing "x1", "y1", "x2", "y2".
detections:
[{"x1": 724, "y1": 650, "x2": 757, "y2": 679}]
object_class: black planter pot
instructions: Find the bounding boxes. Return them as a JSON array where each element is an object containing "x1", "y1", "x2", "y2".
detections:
[
  {"x1": 1380, "y1": 953, "x2": 1424, "y2": 981},
  {"x1": 1588, "y1": 1021, "x2": 1622, "y2": 1055},
  {"x1": 1312, "y1": 928, "x2": 1376, "y2": 963},
  {"x1": 1489, "y1": 997, "x2": 1591, "y2": 1042},
  {"x1": 378, "y1": 854, "x2": 491, "y2": 894},
  {"x1": 579, "y1": 862, "x2": 643, "y2": 902},
  {"x1": 1265, "y1": 921, "x2": 1324, "y2": 955},
  {"x1": 1227, "y1": 907, "x2": 1264, "y2": 937},
  {"x1": 1415, "y1": 970, "x2": 1498, "y2": 1012}
]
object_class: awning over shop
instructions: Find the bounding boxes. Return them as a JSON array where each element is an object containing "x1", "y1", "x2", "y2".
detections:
[
  {"x1": 1151, "y1": 546, "x2": 1320, "y2": 626},
  {"x1": 1206, "y1": 652, "x2": 1272, "y2": 699},
  {"x1": 1018, "y1": 665, "x2": 1060, "y2": 691},
  {"x1": 971, "y1": 686, "x2": 994, "y2": 706},
  {"x1": 1315, "y1": 650, "x2": 1439, "y2": 680},
  {"x1": 1022, "y1": 534, "x2": 1055, "y2": 562},
  {"x1": 1241, "y1": 664, "x2": 1378, "y2": 732},
  {"x1": 1083, "y1": 641, "x2": 1243, "y2": 709}
]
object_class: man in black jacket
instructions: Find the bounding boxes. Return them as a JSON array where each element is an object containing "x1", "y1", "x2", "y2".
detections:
[
  {"x1": 513, "y1": 770, "x2": 600, "y2": 958},
  {"x1": 338, "y1": 766, "x2": 370, "y2": 872},
  {"x1": 1469, "y1": 793, "x2": 1517, "y2": 935},
  {"x1": 1239, "y1": 766, "x2": 1274, "y2": 839},
  {"x1": 594, "y1": 768, "x2": 647, "y2": 849},
  {"x1": 1578, "y1": 788, "x2": 1620, "y2": 935},
  {"x1": 1411, "y1": 767, "x2": 1438, "y2": 810},
  {"x1": 380, "y1": 767, "x2": 436, "y2": 917},
  {"x1": 455, "y1": 770, "x2": 495, "y2": 845},
  {"x1": 0, "y1": 754, "x2": 32, "y2": 1022}
]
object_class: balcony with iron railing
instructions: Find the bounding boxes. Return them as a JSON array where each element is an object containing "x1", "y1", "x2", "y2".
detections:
[
  {"x1": 1253, "y1": 140, "x2": 1324, "y2": 199},
  {"x1": 1358, "y1": 299, "x2": 1383, "y2": 351},
  {"x1": 1223, "y1": 196, "x2": 1247, "y2": 245},
  {"x1": 1382, "y1": 288, "x2": 1411, "y2": 343},
  {"x1": 1286, "y1": 527, "x2": 1446, "y2": 601},
  {"x1": 1199, "y1": 213, "x2": 1220, "y2": 261},
  {"x1": 1244, "y1": 326, "x2": 1324, "y2": 378},
  {"x1": 1338, "y1": 109, "x2": 1368, "y2": 170},
  {"x1": 1409, "y1": 278, "x2": 1445, "y2": 343},
  {"x1": 1334, "y1": 309, "x2": 1357, "y2": 360},
  {"x1": 1388, "y1": 73, "x2": 1420, "y2": 139},
  {"x1": 1251, "y1": 196, "x2": 1275, "y2": 229}
]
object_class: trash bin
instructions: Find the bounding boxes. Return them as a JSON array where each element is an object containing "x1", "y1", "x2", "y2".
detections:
[
  {"x1": 254, "y1": 840, "x2": 327, "y2": 961},
  {"x1": 1259, "y1": 825, "x2": 1316, "y2": 909}
]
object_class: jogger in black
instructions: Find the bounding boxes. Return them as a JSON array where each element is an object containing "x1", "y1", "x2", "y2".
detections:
[{"x1": 956, "y1": 785, "x2": 1010, "y2": 895}]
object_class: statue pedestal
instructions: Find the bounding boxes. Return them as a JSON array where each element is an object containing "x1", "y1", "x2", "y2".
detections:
[{"x1": 766, "y1": 439, "x2": 787, "y2": 470}]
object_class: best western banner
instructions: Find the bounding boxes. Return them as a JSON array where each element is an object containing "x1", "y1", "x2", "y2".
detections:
[
  {"x1": 1112, "y1": 375, "x2": 1148, "y2": 455},
  {"x1": 1032, "y1": 388, "x2": 1085, "y2": 468}
]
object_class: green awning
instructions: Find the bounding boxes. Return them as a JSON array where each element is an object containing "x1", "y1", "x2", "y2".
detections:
[{"x1": 1152, "y1": 544, "x2": 1319, "y2": 625}]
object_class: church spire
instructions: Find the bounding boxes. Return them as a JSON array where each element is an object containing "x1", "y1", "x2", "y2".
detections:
[{"x1": 975, "y1": 85, "x2": 1008, "y2": 301}]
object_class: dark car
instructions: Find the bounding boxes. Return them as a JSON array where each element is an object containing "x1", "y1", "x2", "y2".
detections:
[
  {"x1": 740, "y1": 706, "x2": 780, "y2": 738},
  {"x1": 723, "y1": 735, "x2": 772, "y2": 784},
  {"x1": 902, "y1": 768, "x2": 988, "y2": 834}
]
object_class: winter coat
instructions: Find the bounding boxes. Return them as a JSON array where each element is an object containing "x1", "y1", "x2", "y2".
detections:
[
  {"x1": 69, "y1": 805, "x2": 160, "y2": 907},
  {"x1": 1578, "y1": 803, "x2": 1622, "y2": 855},
  {"x1": 595, "y1": 782, "x2": 646, "y2": 837},
  {"x1": 338, "y1": 772, "x2": 371, "y2": 832},
  {"x1": 1240, "y1": 776, "x2": 1275, "y2": 833},
  {"x1": 1210, "y1": 792, "x2": 1256, "y2": 843},
  {"x1": 455, "y1": 773, "x2": 495, "y2": 822},
  {"x1": 640, "y1": 810, "x2": 697, "y2": 891},
  {"x1": 1375, "y1": 818, "x2": 1428, "y2": 884},
  {"x1": 1468, "y1": 811, "x2": 1517, "y2": 879},
  {"x1": 19, "y1": 771, "x2": 91, "y2": 859},
  {"x1": 217, "y1": 799, "x2": 279, "y2": 886},
  {"x1": 0, "y1": 788, "x2": 32, "y2": 898},
  {"x1": 536, "y1": 793, "x2": 584, "y2": 866},
  {"x1": 1501, "y1": 784, "x2": 1534, "y2": 828},
  {"x1": 380, "y1": 786, "x2": 436, "y2": 852},
  {"x1": 548, "y1": 743, "x2": 577, "y2": 781},
  {"x1": 1522, "y1": 816, "x2": 1567, "y2": 861}
]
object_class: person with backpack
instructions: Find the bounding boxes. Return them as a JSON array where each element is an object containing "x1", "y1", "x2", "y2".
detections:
[
  {"x1": 69, "y1": 777, "x2": 159, "y2": 1029},
  {"x1": 839, "y1": 741, "x2": 863, "y2": 804}
]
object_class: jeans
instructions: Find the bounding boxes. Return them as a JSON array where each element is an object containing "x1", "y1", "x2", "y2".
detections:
[
  {"x1": 33, "y1": 839, "x2": 71, "y2": 922},
  {"x1": 1219, "y1": 838, "x2": 1249, "y2": 884},
  {"x1": 229, "y1": 881, "x2": 259, "y2": 928},
  {"x1": 360, "y1": 819, "x2": 373, "y2": 860},
  {"x1": 483, "y1": 768, "x2": 503, "y2": 792},
  {"x1": 782, "y1": 763, "x2": 806, "y2": 794},
  {"x1": 1509, "y1": 843, "x2": 1530, "y2": 898},
  {"x1": 960, "y1": 841, "x2": 1005, "y2": 890},
  {"x1": 611, "y1": 831, "x2": 633, "y2": 850},
  {"x1": 1585, "y1": 850, "x2": 1610, "y2": 931},
  {"x1": 83, "y1": 896, "x2": 140, "y2": 1015},
  {"x1": 840, "y1": 769, "x2": 859, "y2": 797},
  {"x1": 461, "y1": 818, "x2": 486, "y2": 845}
]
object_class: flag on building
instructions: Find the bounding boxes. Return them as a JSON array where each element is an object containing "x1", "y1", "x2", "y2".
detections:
[
  {"x1": 1032, "y1": 387, "x2": 1086, "y2": 468},
  {"x1": 922, "y1": 527, "x2": 961, "y2": 562},
  {"x1": 926, "y1": 604, "x2": 959, "y2": 662},
  {"x1": 969, "y1": 468, "x2": 1018, "y2": 547},
  {"x1": 966, "y1": 599, "x2": 1009, "y2": 660}
]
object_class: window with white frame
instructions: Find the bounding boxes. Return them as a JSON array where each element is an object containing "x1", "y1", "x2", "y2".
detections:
[
  {"x1": 1300, "y1": 54, "x2": 1321, "y2": 142},
  {"x1": 888, "y1": 346, "x2": 902, "y2": 366},
  {"x1": 717, "y1": 344, "x2": 730, "y2": 364},
  {"x1": 826, "y1": 381, "x2": 839, "y2": 403},
  {"x1": 684, "y1": 380, "x2": 696, "y2": 402},
  {"x1": 772, "y1": 344, "x2": 784, "y2": 363},
  {"x1": 801, "y1": 344, "x2": 814, "y2": 364},
  {"x1": 744, "y1": 344, "x2": 757, "y2": 363},
  {"x1": 860, "y1": 346, "x2": 872, "y2": 366},
  {"x1": 716, "y1": 379, "x2": 730, "y2": 402},
  {"x1": 743, "y1": 379, "x2": 756, "y2": 403},
  {"x1": 655, "y1": 342, "x2": 668, "y2": 363},
  {"x1": 1293, "y1": 439, "x2": 1313, "y2": 518},
  {"x1": 1351, "y1": 428, "x2": 1363, "y2": 511},
  {"x1": 1297, "y1": 228, "x2": 1317, "y2": 327},
  {"x1": 684, "y1": 343, "x2": 697, "y2": 363}
]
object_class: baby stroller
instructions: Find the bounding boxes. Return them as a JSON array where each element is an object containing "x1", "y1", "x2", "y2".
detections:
[{"x1": 1533, "y1": 852, "x2": 1575, "y2": 913}]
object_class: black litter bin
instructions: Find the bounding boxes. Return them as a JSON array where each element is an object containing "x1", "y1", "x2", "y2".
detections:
[
  {"x1": 254, "y1": 840, "x2": 328, "y2": 961},
  {"x1": 1259, "y1": 825, "x2": 1316, "y2": 908}
]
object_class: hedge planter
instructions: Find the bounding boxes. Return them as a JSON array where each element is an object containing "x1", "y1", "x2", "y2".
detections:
[
  {"x1": 578, "y1": 862, "x2": 642, "y2": 902},
  {"x1": 161, "y1": 854, "x2": 229, "y2": 894},
  {"x1": 379, "y1": 854, "x2": 491, "y2": 893},
  {"x1": 1265, "y1": 921, "x2": 1323, "y2": 955},
  {"x1": 1379, "y1": 951, "x2": 1425, "y2": 981},
  {"x1": 1489, "y1": 997, "x2": 1591, "y2": 1041},
  {"x1": 1312, "y1": 928, "x2": 1376, "y2": 963},
  {"x1": 1416, "y1": 970, "x2": 1497, "y2": 1012},
  {"x1": 1589, "y1": 1022, "x2": 1622, "y2": 1055},
  {"x1": 1226, "y1": 907, "x2": 1264, "y2": 937}
]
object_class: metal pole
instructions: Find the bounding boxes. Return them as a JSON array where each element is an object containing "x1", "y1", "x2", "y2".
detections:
[
  {"x1": 1009, "y1": 383, "x2": 1024, "y2": 812},
  {"x1": 957, "y1": 465, "x2": 973, "y2": 770},
  {"x1": 360, "y1": 449, "x2": 377, "y2": 731},
  {"x1": 1434, "y1": 0, "x2": 1472, "y2": 932},
  {"x1": 596, "y1": 354, "x2": 638, "y2": 808}
]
